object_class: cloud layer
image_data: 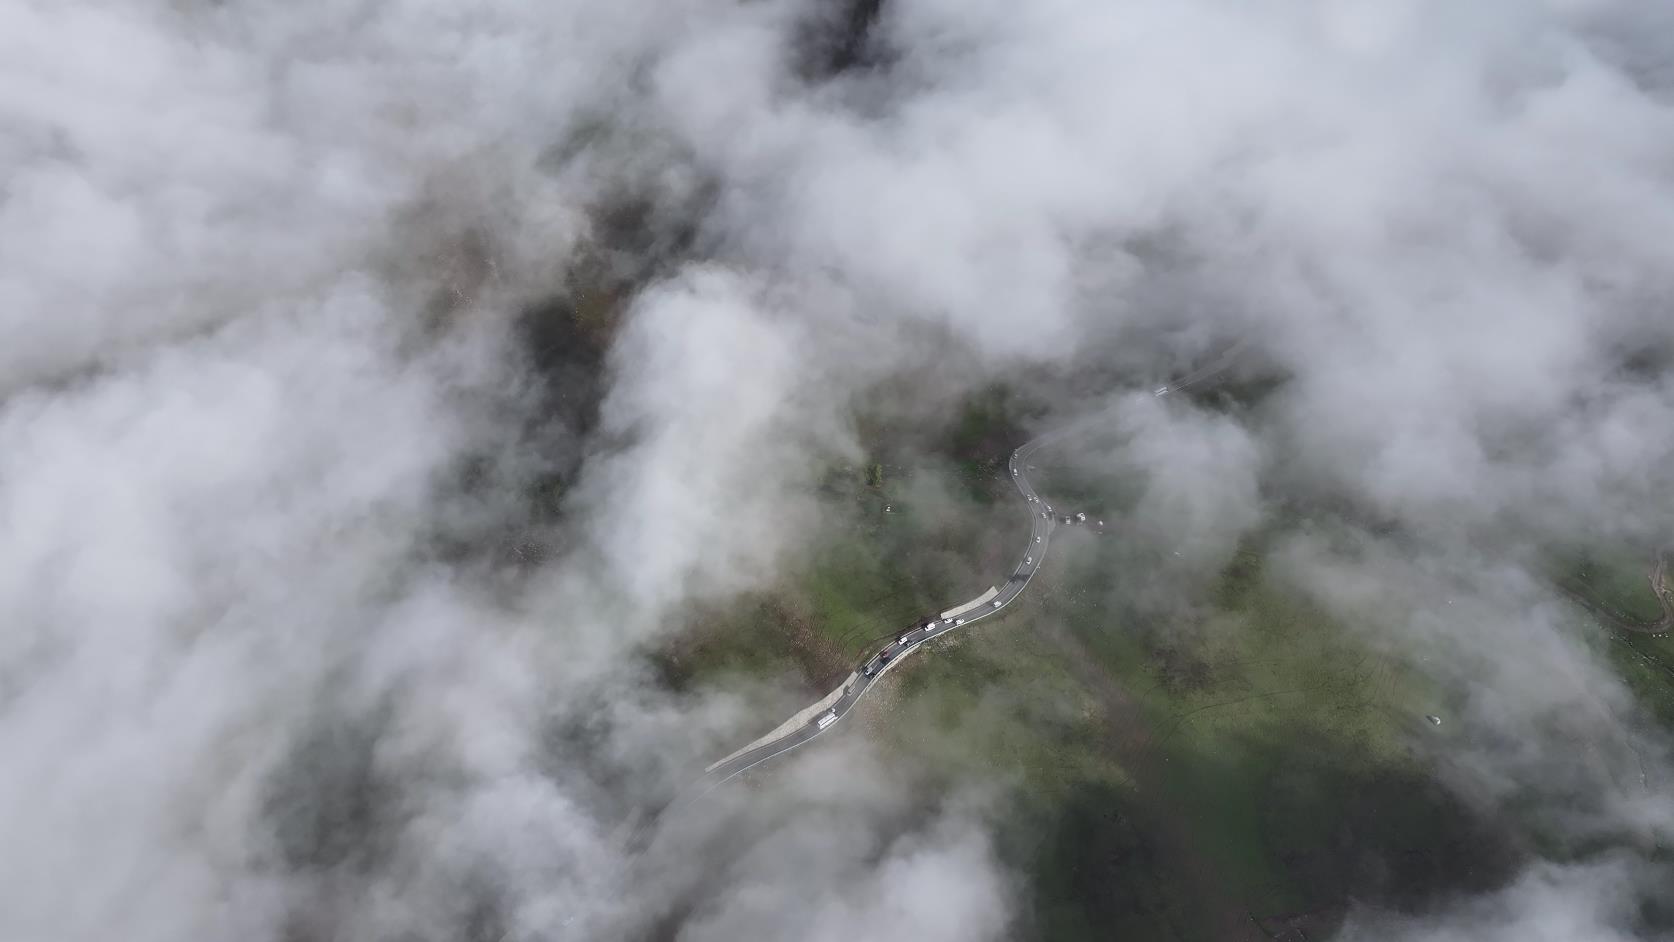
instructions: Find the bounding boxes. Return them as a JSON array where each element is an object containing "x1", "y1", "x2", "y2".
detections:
[{"x1": 4, "y1": 0, "x2": 1674, "y2": 940}]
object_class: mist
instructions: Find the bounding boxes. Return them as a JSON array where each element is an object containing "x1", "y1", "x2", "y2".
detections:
[{"x1": 4, "y1": 0, "x2": 1674, "y2": 940}]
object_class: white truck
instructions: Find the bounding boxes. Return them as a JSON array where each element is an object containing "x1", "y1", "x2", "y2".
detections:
[{"x1": 817, "y1": 711, "x2": 838, "y2": 730}]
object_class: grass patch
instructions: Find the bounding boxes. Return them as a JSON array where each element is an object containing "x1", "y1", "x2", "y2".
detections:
[
  {"x1": 1608, "y1": 634, "x2": 1674, "y2": 730},
  {"x1": 875, "y1": 520, "x2": 1476, "y2": 940},
  {"x1": 779, "y1": 432, "x2": 1482, "y2": 939},
  {"x1": 1553, "y1": 545, "x2": 1665, "y2": 626},
  {"x1": 801, "y1": 536, "x2": 931, "y2": 659},
  {"x1": 661, "y1": 402, "x2": 1020, "y2": 693},
  {"x1": 670, "y1": 398, "x2": 1530, "y2": 940},
  {"x1": 650, "y1": 595, "x2": 820, "y2": 695}
]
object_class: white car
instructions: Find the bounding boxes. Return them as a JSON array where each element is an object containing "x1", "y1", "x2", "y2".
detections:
[
  {"x1": 1040, "y1": 512, "x2": 1048, "y2": 519},
  {"x1": 954, "y1": 618, "x2": 964, "y2": 626},
  {"x1": 1025, "y1": 556, "x2": 1032, "y2": 565},
  {"x1": 1045, "y1": 504, "x2": 1053, "y2": 512},
  {"x1": 1034, "y1": 536, "x2": 1041, "y2": 543},
  {"x1": 992, "y1": 600, "x2": 1002, "y2": 608}
]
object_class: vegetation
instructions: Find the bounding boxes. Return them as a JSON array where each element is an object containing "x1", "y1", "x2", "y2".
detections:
[
  {"x1": 875, "y1": 517, "x2": 1511, "y2": 941},
  {"x1": 1551, "y1": 545, "x2": 1667, "y2": 627},
  {"x1": 665, "y1": 387, "x2": 1577, "y2": 941},
  {"x1": 1606, "y1": 633, "x2": 1674, "y2": 730},
  {"x1": 1550, "y1": 546, "x2": 1674, "y2": 729},
  {"x1": 658, "y1": 385, "x2": 1034, "y2": 688}
]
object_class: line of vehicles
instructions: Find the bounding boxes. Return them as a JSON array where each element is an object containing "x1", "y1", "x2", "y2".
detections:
[
  {"x1": 854, "y1": 557, "x2": 1040, "y2": 683},
  {"x1": 858, "y1": 613, "x2": 972, "y2": 678},
  {"x1": 727, "y1": 368, "x2": 1240, "y2": 777},
  {"x1": 823, "y1": 442, "x2": 1058, "y2": 728}
]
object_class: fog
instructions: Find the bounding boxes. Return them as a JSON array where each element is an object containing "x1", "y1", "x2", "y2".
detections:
[{"x1": 4, "y1": 0, "x2": 1674, "y2": 939}]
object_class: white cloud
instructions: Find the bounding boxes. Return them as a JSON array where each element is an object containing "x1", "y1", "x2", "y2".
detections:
[{"x1": 5, "y1": 0, "x2": 1674, "y2": 938}]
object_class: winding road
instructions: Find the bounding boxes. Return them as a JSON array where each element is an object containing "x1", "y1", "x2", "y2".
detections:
[
  {"x1": 690, "y1": 434, "x2": 1064, "y2": 795},
  {"x1": 682, "y1": 368, "x2": 1224, "y2": 799}
]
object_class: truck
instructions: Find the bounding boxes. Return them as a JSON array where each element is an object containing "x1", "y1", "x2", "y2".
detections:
[{"x1": 817, "y1": 711, "x2": 838, "y2": 730}]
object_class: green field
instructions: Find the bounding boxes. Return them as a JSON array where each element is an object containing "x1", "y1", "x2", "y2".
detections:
[
  {"x1": 1552, "y1": 545, "x2": 1666, "y2": 626},
  {"x1": 660, "y1": 386, "x2": 1036, "y2": 689},
  {"x1": 871, "y1": 519, "x2": 1507, "y2": 941},
  {"x1": 1605, "y1": 632, "x2": 1674, "y2": 729},
  {"x1": 1547, "y1": 546, "x2": 1674, "y2": 731},
  {"x1": 664, "y1": 393, "x2": 1549, "y2": 941},
  {"x1": 819, "y1": 461, "x2": 1509, "y2": 941}
]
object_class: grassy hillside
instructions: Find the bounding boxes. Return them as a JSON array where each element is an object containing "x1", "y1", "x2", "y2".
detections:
[
  {"x1": 875, "y1": 523, "x2": 1516, "y2": 941},
  {"x1": 662, "y1": 389, "x2": 1571, "y2": 941}
]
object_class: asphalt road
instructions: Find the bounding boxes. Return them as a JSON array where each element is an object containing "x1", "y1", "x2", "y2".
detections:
[
  {"x1": 677, "y1": 354, "x2": 1253, "y2": 801},
  {"x1": 693, "y1": 430, "x2": 1074, "y2": 792},
  {"x1": 648, "y1": 358, "x2": 1242, "y2": 819}
]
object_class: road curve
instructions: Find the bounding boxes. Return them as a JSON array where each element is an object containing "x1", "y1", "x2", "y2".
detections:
[
  {"x1": 663, "y1": 367, "x2": 1228, "y2": 809},
  {"x1": 684, "y1": 432, "x2": 1076, "y2": 799}
]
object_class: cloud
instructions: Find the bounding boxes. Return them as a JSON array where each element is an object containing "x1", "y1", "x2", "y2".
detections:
[
  {"x1": 5, "y1": 0, "x2": 1674, "y2": 940},
  {"x1": 577, "y1": 269, "x2": 831, "y2": 614},
  {"x1": 1338, "y1": 857, "x2": 1657, "y2": 942},
  {"x1": 629, "y1": 745, "x2": 1015, "y2": 942}
]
